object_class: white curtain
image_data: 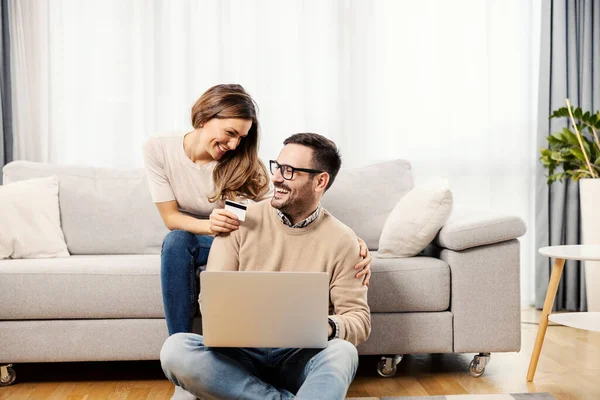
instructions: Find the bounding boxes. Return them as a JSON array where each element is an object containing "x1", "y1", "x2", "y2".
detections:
[{"x1": 9, "y1": 0, "x2": 541, "y2": 306}]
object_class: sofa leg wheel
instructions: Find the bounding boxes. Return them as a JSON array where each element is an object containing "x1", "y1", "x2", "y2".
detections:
[
  {"x1": 377, "y1": 355, "x2": 403, "y2": 378},
  {"x1": 469, "y1": 353, "x2": 490, "y2": 377},
  {"x1": 0, "y1": 364, "x2": 16, "y2": 386}
]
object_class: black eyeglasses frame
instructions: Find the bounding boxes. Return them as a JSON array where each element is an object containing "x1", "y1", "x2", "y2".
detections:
[{"x1": 269, "y1": 160, "x2": 324, "y2": 180}]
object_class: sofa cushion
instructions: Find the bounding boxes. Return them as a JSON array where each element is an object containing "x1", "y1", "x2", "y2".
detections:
[
  {"x1": 367, "y1": 252, "x2": 450, "y2": 312},
  {"x1": 3, "y1": 161, "x2": 168, "y2": 255},
  {"x1": 322, "y1": 160, "x2": 413, "y2": 250},
  {"x1": 378, "y1": 178, "x2": 453, "y2": 258},
  {"x1": 0, "y1": 175, "x2": 70, "y2": 259},
  {"x1": 0, "y1": 255, "x2": 163, "y2": 319}
]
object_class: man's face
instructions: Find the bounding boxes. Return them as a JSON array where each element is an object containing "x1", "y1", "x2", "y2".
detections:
[{"x1": 270, "y1": 144, "x2": 319, "y2": 215}]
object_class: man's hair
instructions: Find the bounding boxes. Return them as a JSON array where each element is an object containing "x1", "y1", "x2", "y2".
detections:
[{"x1": 283, "y1": 133, "x2": 342, "y2": 190}]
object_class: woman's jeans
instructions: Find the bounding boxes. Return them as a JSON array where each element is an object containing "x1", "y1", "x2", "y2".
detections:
[
  {"x1": 161, "y1": 333, "x2": 358, "y2": 400},
  {"x1": 161, "y1": 230, "x2": 214, "y2": 335}
]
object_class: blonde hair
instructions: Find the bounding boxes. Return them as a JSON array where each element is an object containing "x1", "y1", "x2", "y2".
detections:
[{"x1": 191, "y1": 84, "x2": 269, "y2": 202}]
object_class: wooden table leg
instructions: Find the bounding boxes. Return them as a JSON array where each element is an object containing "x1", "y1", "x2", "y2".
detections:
[{"x1": 526, "y1": 257, "x2": 566, "y2": 382}]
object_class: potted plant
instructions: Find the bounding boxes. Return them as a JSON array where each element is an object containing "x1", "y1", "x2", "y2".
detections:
[{"x1": 540, "y1": 99, "x2": 600, "y2": 311}]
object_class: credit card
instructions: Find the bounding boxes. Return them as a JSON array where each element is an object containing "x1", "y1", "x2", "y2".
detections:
[{"x1": 224, "y1": 200, "x2": 247, "y2": 222}]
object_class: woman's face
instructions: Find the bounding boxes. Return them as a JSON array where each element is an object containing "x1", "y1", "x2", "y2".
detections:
[{"x1": 201, "y1": 118, "x2": 253, "y2": 161}]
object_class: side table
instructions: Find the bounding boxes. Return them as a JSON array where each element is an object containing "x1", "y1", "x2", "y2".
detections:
[{"x1": 526, "y1": 244, "x2": 600, "y2": 381}]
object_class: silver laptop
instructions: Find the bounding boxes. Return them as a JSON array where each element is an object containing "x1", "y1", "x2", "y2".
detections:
[{"x1": 200, "y1": 271, "x2": 329, "y2": 348}]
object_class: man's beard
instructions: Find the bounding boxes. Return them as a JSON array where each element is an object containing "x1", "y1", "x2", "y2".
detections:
[{"x1": 271, "y1": 183, "x2": 314, "y2": 219}]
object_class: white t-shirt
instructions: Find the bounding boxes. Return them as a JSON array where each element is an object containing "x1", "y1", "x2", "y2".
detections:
[{"x1": 143, "y1": 134, "x2": 219, "y2": 218}]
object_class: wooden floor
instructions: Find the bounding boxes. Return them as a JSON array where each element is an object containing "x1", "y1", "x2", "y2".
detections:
[{"x1": 1, "y1": 308, "x2": 599, "y2": 400}]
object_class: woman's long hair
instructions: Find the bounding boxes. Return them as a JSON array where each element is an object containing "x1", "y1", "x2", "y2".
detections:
[{"x1": 191, "y1": 84, "x2": 270, "y2": 202}]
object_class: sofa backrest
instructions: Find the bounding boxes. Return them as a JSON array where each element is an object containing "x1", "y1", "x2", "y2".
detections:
[
  {"x1": 2, "y1": 159, "x2": 413, "y2": 254},
  {"x1": 3, "y1": 161, "x2": 168, "y2": 255},
  {"x1": 322, "y1": 159, "x2": 413, "y2": 250}
]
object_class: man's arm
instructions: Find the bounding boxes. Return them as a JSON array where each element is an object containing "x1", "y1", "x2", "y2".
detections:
[
  {"x1": 328, "y1": 238, "x2": 371, "y2": 347},
  {"x1": 206, "y1": 231, "x2": 240, "y2": 271},
  {"x1": 198, "y1": 231, "x2": 240, "y2": 312}
]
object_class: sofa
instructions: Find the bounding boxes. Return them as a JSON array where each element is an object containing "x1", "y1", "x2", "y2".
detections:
[{"x1": 0, "y1": 159, "x2": 526, "y2": 385}]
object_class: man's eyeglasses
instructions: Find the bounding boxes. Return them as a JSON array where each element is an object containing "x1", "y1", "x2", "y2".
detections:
[{"x1": 269, "y1": 160, "x2": 324, "y2": 180}]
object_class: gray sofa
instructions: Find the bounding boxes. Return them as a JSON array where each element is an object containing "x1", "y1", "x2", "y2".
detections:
[{"x1": 0, "y1": 159, "x2": 526, "y2": 385}]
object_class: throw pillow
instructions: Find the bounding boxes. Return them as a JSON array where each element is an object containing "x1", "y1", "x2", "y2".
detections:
[
  {"x1": 0, "y1": 175, "x2": 70, "y2": 259},
  {"x1": 378, "y1": 177, "x2": 453, "y2": 258}
]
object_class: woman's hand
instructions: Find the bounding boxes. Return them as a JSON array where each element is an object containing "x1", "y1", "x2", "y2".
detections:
[
  {"x1": 355, "y1": 236, "x2": 372, "y2": 286},
  {"x1": 209, "y1": 208, "x2": 240, "y2": 234}
]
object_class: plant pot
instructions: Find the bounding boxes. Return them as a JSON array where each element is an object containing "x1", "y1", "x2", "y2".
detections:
[{"x1": 580, "y1": 178, "x2": 600, "y2": 311}]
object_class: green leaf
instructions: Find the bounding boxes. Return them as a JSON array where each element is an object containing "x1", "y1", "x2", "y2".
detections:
[
  {"x1": 550, "y1": 151, "x2": 563, "y2": 161},
  {"x1": 589, "y1": 113, "x2": 597, "y2": 126},
  {"x1": 583, "y1": 139, "x2": 592, "y2": 157},
  {"x1": 562, "y1": 128, "x2": 580, "y2": 146},
  {"x1": 547, "y1": 172, "x2": 563, "y2": 184},
  {"x1": 570, "y1": 148, "x2": 586, "y2": 162},
  {"x1": 572, "y1": 169, "x2": 595, "y2": 181},
  {"x1": 550, "y1": 107, "x2": 570, "y2": 119},
  {"x1": 550, "y1": 131, "x2": 564, "y2": 142},
  {"x1": 583, "y1": 111, "x2": 591, "y2": 122},
  {"x1": 547, "y1": 136, "x2": 562, "y2": 146},
  {"x1": 575, "y1": 107, "x2": 583, "y2": 119}
]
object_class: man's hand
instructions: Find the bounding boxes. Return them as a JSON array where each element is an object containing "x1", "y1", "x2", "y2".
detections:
[{"x1": 355, "y1": 236, "x2": 372, "y2": 286}]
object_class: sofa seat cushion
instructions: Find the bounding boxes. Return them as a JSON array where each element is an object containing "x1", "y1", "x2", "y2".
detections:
[
  {"x1": 0, "y1": 255, "x2": 163, "y2": 319},
  {"x1": 368, "y1": 253, "x2": 450, "y2": 312}
]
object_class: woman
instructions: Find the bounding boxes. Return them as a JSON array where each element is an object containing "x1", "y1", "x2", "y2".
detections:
[{"x1": 143, "y1": 84, "x2": 371, "y2": 336}]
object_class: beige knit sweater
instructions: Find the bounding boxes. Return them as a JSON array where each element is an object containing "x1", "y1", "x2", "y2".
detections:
[{"x1": 206, "y1": 200, "x2": 371, "y2": 346}]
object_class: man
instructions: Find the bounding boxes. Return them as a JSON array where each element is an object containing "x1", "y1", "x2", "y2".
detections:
[{"x1": 160, "y1": 133, "x2": 371, "y2": 400}]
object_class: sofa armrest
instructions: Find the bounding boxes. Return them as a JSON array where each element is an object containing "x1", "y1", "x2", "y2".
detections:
[
  {"x1": 434, "y1": 209, "x2": 526, "y2": 251},
  {"x1": 440, "y1": 239, "x2": 521, "y2": 353}
]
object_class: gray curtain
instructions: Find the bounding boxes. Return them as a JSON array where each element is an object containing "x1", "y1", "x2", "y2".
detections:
[
  {"x1": 0, "y1": 0, "x2": 12, "y2": 183},
  {"x1": 535, "y1": 0, "x2": 600, "y2": 311}
]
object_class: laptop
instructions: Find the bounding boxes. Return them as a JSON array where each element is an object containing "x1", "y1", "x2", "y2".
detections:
[{"x1": 200, "y1": 271, "x2": 329, "y2": 348}]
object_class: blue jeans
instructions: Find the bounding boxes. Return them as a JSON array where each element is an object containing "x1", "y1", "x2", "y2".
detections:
[
  {"x1": 161, "y1": 230, "x2": 214, "y2": 335},
  {"x1": 161, "y1": 333, "x2": 358, "y2": 400}
]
